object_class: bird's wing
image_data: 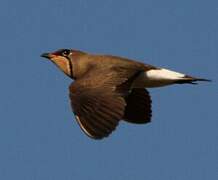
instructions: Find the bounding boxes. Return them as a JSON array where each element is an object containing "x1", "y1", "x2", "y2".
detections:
[
  {"x1": 69, "y1": 67, "x2": 143, "y2": 139},
  {"x1": 123, "y1": 88, "x2": 152, "y2": 124}
]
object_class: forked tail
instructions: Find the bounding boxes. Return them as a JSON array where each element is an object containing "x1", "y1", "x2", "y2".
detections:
[{"x1": 175, "y1": 75, "x2": 211, "y2": 85}]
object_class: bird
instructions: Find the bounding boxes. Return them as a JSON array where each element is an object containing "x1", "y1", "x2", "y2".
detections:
[{"x1": 41, "y1": 49, "x2": 210, "y2": 139}]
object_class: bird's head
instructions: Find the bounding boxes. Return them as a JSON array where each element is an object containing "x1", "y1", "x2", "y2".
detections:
[{"x1": 41, "y1": 49, "x2": 74, "y2": 78}]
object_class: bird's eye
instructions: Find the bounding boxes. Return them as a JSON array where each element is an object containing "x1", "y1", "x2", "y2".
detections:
[{"x1": 62, "y1": 49, "x2": 70, "y2": 56}]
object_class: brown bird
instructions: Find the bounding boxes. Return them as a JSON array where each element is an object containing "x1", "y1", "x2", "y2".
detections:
[{"x1": 41, "y1": 49, "x2": 210, "y2": 139}]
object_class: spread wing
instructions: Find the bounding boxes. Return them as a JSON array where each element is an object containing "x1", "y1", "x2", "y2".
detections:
[{"x1": 69, "y1": 67, "x2": 143, "y2": 139}]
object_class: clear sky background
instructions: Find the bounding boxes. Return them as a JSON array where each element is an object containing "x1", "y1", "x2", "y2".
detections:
[{"x1": 0, "y1": 0, "x2": 217, "y2": 179}]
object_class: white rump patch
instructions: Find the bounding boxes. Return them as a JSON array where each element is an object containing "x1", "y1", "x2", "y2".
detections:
[
  {"x1": 133, "y1": 68, "x2": 186, "y2": 88},
  {"x1": 146, "y1": 68, "x2": 185, "y2": 81}
]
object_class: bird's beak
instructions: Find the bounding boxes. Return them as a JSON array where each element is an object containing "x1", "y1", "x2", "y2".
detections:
[{"x1": 41, "y1": 52, "x2": 56, "y2": 59}]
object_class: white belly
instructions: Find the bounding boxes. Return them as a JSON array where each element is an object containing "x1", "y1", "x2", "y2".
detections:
[{"x1": 132, "y1": 68, "x2": 185, "y2": 88}]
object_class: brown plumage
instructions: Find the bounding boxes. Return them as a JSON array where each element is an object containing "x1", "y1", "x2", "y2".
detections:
[
  {"x1": 41, "y1": 49, "x2": 210, "y2": 139},
  {"x1": 123, "y1": 88, "x2": 152, "y2": 124}
]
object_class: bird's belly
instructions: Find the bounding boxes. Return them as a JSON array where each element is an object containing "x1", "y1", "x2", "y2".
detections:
[{"x1": 132, "y1": 69, "x2": 185, "y2": 88}]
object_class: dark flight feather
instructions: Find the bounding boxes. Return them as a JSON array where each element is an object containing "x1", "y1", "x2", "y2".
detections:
[{"x1": 123, "y1": 88, "x2": 152, "y2": 124}]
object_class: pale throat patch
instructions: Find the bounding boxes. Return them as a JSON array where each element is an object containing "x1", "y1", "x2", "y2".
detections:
[{"x1": 51, "y1": 56, "x2": 71, "y2": 76}]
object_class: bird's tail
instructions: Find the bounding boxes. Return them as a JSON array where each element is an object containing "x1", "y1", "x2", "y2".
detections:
[{"x1": 175, "y1": 75, "x2": 211, "y2": 85}]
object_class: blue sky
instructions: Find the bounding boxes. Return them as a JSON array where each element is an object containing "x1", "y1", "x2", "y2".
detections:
[{"x1": 0, "y1": 0, "x2": 217, "y2": 179}]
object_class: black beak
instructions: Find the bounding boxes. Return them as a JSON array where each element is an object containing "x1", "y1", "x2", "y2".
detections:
[{"x1": 41, "y1": 53, "x2": 51, "y2": 59}]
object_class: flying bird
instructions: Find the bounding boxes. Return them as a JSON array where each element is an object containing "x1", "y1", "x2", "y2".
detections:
[{"x1": 41, "y1": 49, "x2": 210, "y2": 139}]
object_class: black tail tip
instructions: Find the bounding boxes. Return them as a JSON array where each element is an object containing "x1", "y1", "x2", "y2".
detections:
[
  {"x1": 175, "y1": 76, "x2": 212, "y2": 85},
  {"x1": 184, "y1": 75, "x2": 212, "y2": 82},
  {"x1": 194, "y1": 78, "x2": 212, "y2": 82}
]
